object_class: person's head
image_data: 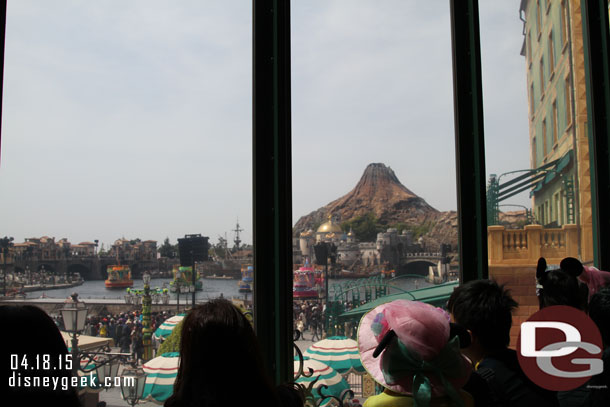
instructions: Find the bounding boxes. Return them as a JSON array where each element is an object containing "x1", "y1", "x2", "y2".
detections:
[
  {"x1": 446, "y1": 279, "x2": 517, "y2": 358},
  {"x1": 358, "y1": 300, "x2": 472, "y2": 404},
  {"x1": 538, "y1": 269, "x2": 587, "y2": 310},
  {"x1": 165, "y1": 299, "x2": 278, "y2": 407},
  {"x1": 1, "y1": 305, "x2": 79, "y2": 407},
  {"x1": 589, "y1": 287, "x2": 610, "y2": 347}
]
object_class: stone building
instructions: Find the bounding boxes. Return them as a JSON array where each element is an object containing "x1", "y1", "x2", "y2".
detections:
[{"x1": 520, "y1": 0, "x2": 593, "y2": 262}]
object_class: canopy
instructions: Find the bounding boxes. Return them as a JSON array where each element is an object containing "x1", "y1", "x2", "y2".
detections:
[
  {"x1": 294, "y1": 358, "x2": 350, "y2": 404},
  {"x1": 142, "y1": 352, "x2": 179, "y2": 404},
  {"x1": 303, "y1": 336, "x2": 364, "y2": 374},
  {"x1": 61, "y1": 332, "x2": 114, "y2": 351},
  {"x1": 153, "y1": 314, "x2": 185, "y2": 340}
]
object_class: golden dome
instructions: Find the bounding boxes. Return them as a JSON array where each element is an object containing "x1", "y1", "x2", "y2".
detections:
[{"x1": 316, "y1": 216, "x2": 342, "y2": 234}]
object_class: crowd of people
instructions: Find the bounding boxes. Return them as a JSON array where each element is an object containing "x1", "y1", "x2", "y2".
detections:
[
  {"x1": 3, "y1": 255, "x2": 610, "y2": 407},
  {"x1": 52, "y1": 309, "x2": 178, "y2": 364}
]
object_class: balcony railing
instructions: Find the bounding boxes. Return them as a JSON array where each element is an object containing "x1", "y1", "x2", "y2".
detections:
[{"x1": 488, "y1": 224, "x2": 579, "y2": 265}]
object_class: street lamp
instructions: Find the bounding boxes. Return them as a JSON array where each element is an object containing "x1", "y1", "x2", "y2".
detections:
[
  {"x1": 60, "y1": 293, "x2": 124, "y2": 390},
  {"x1": 142, "y1": 272, "x2": 153, "y2": 362},
  {"x1": 175, "y1": 269, "x2": 182, "y2": 313},
  {"x1": 120, "y1": 366, "x2": 147, "y2": 407}
]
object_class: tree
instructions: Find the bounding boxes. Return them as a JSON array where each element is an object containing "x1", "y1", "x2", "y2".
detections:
[
  {"x1": 341, "y1": 212, "x2": 384, "y2": 242},
  {"x1": 158, "y1": 238, "x2": 177, "y2": 259}
]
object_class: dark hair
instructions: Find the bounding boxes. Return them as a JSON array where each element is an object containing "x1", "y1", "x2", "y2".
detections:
[
  {"x1": 0, "y1": 305, "x2": 80, "y2": 407},
  {"x1": 164, "y1": 299, "x2": 279, "y2": 407},
  {"x1": 539, "y1": 269, "x2": 587, "y2": 310},
  {"x1": 446, "y1": 279, "x2": 517, "y2": 353},
  {"x1": 589, "y1": 287, "x2": 610, "y2": 347}
]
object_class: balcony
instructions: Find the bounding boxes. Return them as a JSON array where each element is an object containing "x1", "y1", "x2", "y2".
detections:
[{"x1": 488, "y1": 224, "x2": 579, "y2": 265}]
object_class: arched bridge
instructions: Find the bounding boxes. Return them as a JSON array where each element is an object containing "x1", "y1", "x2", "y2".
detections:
[{"x1": 11, "y1": 257, "x2": 159, "y2": 281}]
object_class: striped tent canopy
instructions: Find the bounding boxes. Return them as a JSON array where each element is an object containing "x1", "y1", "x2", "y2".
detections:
[
  {"x1": 294, "y1": 357, "x2": 350, "y2": 405},
  {"x1": 142, "y1": 352, "x2": 179, "y2": 404},
  {"x1": 303, "y1": 336, "x2": 364, "y2": 374},
  {"x1": 153, "y1": 314, "x2": 185, "y2": 340}
]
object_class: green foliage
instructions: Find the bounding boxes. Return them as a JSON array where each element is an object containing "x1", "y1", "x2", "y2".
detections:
[
  {"x1": 341, "y1": 212, "x2": 384, "y2": 242},
  {"x1": 158, "y1": 237, "x2": 178, "y2": 259},
  {"x1": 408, "y1": 221, "x2": 436, "y2": 239},
  {"x1": 157, "y1": 320, "x2": 183, "y2": 354}
]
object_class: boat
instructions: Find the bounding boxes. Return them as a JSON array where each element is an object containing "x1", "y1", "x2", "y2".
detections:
[
  {"x1": 169, "y1": 266, "x2": 203, "y2": 293},
  {"x1": 238, "y1": 265, "x2": 253, "y2": 293},
  {"x1": 105, "y1": 265, "x2": 133, "y2": 289},
  {"x1": 293, "y1": 259, "x2": 320, "y2": 299}
]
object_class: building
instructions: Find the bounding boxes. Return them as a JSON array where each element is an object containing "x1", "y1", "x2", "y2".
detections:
[{"x1": 520, "y1": 0, "x2": 594, "y2": 262}]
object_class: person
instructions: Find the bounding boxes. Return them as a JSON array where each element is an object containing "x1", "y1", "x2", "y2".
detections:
[
  {"x1": 559, "y1": 257, "x2": 610, "y2": 299},
  {"x1": 1, "y1": 305, "x2": 80, "y2": 407},
  {"x1": 164, "y1": 298, "x2": 281, "y2": 407},
  {"x1": 447, "y1": 279, "x2": 558, "y2": 406},
  {"x1": 358, "y1": 299, "x2": 475, "y2": 406},
  {"x1": 587, "y1": 287, "x2": 610, "y2": 406}
]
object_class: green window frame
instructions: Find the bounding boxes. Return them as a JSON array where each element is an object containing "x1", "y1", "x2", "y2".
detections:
[{"x1": 0, "y1": 0, "x2": 608, "y2": 387}]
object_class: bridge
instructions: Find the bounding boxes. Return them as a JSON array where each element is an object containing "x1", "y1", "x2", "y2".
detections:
[
  {"x1": 11, "y1": 257, "x2": 160, "y2": 280},
  {"x1": 324, "y1": 274, "x2": 458, "y2": 337}
]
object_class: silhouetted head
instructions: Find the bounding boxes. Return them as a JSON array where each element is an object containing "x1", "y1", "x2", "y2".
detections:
[
  {"x1": 165, "y1": 299, "x2": 278, "y2": 407},
  {"x1": 1, "y1": 305, "x2": 79, "y2": 406},
  {"x1": 447, "y1": 279, "x2": 517, "y2": 354},
  {"x1": 538, "y1": 269, "x2": 588, "y2": 311}
]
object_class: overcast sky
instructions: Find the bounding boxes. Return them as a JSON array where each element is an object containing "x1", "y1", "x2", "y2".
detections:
[{"x1": 0, "y1": 1, "x2": 529, "y2": 249}]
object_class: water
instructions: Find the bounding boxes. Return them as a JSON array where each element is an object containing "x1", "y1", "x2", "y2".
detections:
[
  {"x1": 23, "y1": 275, "x2": 432, "y2": 301},
  {"x1": 23, "y1": 278, "x2": 245, "y2": 301}
]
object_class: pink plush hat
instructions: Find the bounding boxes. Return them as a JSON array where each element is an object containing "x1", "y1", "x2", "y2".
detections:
[{"x1": 358, "y1": 300, "x2": 472, "y2": 400}]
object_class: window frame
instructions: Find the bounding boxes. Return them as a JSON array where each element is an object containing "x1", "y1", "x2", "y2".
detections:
[{"x1": 0, "y1": 0, "x2": 608, "y2": 386}]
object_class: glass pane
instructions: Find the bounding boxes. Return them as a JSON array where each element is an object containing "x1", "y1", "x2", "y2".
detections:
[
  {"x1": 482, "y1": 0, "x2": 596, "y2": 346},
  {"x1": 0, "y1": 0, "x2": 253, "y2": 381},
  {"x1": 291, "y1": 0, "x2": 458, "y2": 386}
]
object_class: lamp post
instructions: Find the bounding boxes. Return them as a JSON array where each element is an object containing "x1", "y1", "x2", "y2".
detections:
[
  {"x1": 142, "y1": 272, "x2": 153, "y2": 362},
  {"x1": 175, "y1": 269, "x2": 182, "y2": 313},
  {"x1": 120, "y1": 366, "x2": 147, "y2": 407},
  {"x1": 61, "y1": 293, "x2": 90, "y2": 377},
  {"x1": 61, "y1": 293, "x2": 124, "y2": 392}
]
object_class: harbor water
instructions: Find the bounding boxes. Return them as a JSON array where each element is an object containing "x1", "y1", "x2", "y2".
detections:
[{"x1": 21, "y1": 275, "x2": 432, "y2": 302}]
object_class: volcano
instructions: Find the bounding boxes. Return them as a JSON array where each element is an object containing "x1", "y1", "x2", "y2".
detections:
[{"x1": 293, "y1": 163, "x2": 440, "y2": 237}]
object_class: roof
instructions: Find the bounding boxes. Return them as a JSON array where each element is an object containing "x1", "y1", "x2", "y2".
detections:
[{"x1": 339, "y1": 280, "x2": 459, "y2": 320}]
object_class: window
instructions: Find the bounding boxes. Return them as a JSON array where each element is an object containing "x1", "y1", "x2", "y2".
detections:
[
  {"x1": 561, "y1": 0, "x2": 569, "y2": 49},
  {"x1": 565, "y1": 74, "x2": 573, "y2": 128},
  {"x1": 530, "y1": 83, "x2": 535, "y2": 116},
  {"x1": 552, "y1": 100, "x2": 558, "y2": 145},
  {"x1": 537, "y1": 0, "x2": 542, "y2": 38},
  {"x1": 548, "y1": 30, "x2": 555, "y2": 76},
  {"x1": 543, "y1": 118, "x2": 548, "y2": 155},
  {"x1": 540, "y1": 57, "x2": 545, "y2": 97}
]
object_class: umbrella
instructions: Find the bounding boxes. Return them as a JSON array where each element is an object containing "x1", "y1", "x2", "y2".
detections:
[
  {"x1": 304, "y1": 336, "x2": 364, "y2": 374},
  {"x1": 142, "y1": 352, "x2": 179, "y2": 404},
  {"x1": 294, "y1": 357, "x2": 350, "y2": 404},
  {"x1": 153, "y1": 314, "x2": 185, "y2": 340}
]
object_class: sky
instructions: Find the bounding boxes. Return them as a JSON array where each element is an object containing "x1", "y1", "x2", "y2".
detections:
[{"x1": 0, "y1": 1, "x2": 530, "y2": 249}]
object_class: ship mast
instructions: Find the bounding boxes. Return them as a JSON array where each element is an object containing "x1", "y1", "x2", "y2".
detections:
[{"x1": 233, "y1": 219, "x2": 243, "y2": 253}]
